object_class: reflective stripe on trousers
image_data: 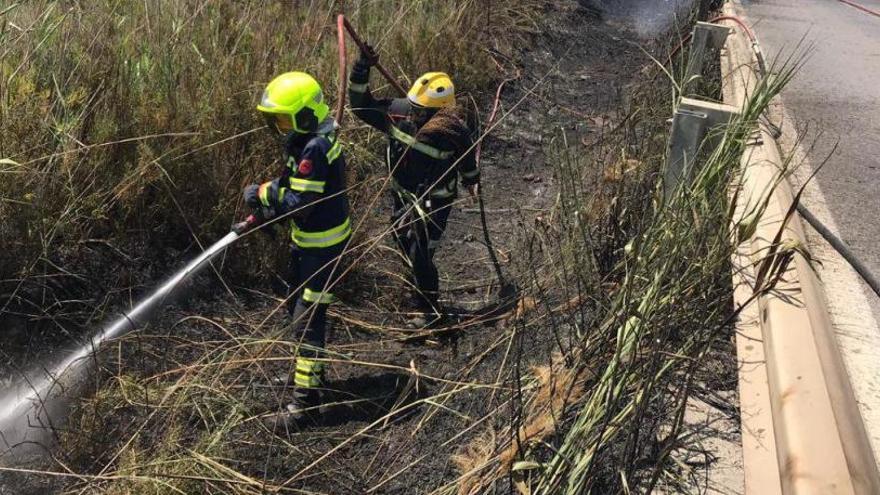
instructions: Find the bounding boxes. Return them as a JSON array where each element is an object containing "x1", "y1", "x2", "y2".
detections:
[
  {"x1": 302, "y1": 288, "x2": 335, "y2": 304},
  {"x1": 460, "y1": 168, "x2": 480, "y2": 180},
  {"x1": 291, "y1": 217, "x2": 351, "y2": 248},
  {"x1": 294, "y1": 357, "x2": 324, "y2": 388}
]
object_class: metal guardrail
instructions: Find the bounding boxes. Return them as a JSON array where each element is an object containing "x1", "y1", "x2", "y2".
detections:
[{"x1": 720, "y1": 2, "x2": 880, "y2": 493}]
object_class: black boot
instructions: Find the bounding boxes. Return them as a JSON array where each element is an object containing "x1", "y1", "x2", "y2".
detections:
[
  {"x1": 261, "y1": 388, "x2": 321, "y2": 433},
  {"x1": 405, "y1": 293, "x2": 444, "y2": 329}
]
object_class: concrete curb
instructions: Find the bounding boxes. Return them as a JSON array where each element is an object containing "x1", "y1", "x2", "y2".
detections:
[{"x1": 721, "y1": 1, "x2": 880, "y2": 493}]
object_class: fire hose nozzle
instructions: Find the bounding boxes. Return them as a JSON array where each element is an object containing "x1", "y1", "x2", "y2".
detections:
[{"x1": 231, "y1": 214, "x2": 260, "y2": 235}]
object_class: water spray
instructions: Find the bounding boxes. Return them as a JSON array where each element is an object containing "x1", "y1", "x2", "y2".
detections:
[{"x1": 0, "y1": 218, "x2": 255, "y2": 464}]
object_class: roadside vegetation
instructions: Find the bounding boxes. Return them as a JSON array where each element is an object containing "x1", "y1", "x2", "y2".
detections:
[
  {"x1": 454, "y1": 60, "x2": 799, "y2": 495},
  {"x1": 1, "y1": 0, "x2": 801, "y2": 493},
  {"x1": 0, "y1": 0, "x2": 539, "y2": 301}
]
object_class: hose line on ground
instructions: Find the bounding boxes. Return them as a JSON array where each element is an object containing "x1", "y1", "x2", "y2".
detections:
[
  {"x1": 837, "y1": 0, "x2": 880, "y2": 18},
  {"x1": 719, "y1": 14, "x2": 880, "y2": 300},
  {"x1": 797, "y1": 203, "x2": 880, "y2": 299},
  {"x1": 475, "y1": 72, "x2": 520, "y2": 298},
  {"x1": 713, "y1": 13, "x2": 880, "y2": 301}
]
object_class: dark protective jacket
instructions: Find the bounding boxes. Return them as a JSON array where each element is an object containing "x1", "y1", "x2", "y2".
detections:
[
  {"x1": 245, "y1": 120, "x2": 351, "y2": 249},
  {"x1": 349, "y1": 64, "x2": 480, "y2": 200}
]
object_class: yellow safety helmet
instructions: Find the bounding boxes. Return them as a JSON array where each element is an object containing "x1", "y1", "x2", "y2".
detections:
[
  {"x1": 257, "y1": 72, "x2": 329, "y2": 134},
  {"x1": 407, "y1": 72, "x2": 455, "y2": 109}
]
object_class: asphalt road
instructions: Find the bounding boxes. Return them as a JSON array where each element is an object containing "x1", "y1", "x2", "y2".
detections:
[{"x1": 741, "y1": 0, "x2": 880, "y2": 465}]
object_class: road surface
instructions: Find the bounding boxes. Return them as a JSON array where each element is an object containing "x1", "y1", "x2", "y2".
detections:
[{"x1": 741, "y1": 0, "x2": 880, "y2": 465}]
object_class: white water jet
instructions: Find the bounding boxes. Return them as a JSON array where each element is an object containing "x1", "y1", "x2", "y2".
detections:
[{"x1": 0, "y1": 231, "x2": 240, "y2": 464}]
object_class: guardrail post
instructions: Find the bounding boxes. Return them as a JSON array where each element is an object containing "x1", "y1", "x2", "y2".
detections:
[
  {"x1": 664, "y1": 97, "x2": 739, "y2": 200},
  {"x1": 685, "y1": 21, "x2": 731, "y2": 84}
]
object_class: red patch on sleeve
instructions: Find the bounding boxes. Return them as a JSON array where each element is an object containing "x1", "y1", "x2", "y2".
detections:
[{"x1": 297, "y1": 159, "x2": 313, "y2": 175}]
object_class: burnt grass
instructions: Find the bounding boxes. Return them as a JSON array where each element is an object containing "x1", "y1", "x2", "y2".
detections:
[{"x1": 2, "y1": 1, "x2": 739, "y2": 493}]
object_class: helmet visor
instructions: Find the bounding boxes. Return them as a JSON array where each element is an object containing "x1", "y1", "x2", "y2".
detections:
[{"x1": 262, "y1": 112, "x2": 294, "y2": 134}]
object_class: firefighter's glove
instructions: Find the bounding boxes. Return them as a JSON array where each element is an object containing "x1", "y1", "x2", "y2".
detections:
[
  {"x1": 359, "y1": 43, "x2": 379, "y2": 67},
  {"x1": 466, "y1": 183, "x2": 479, "y2": 205},
  {"x1": 243, "y1": 183, "x2": 277, "y2": 219},
  {"x1": 231, "y1": 216, "x2": 255, "y2": 235},
  {"x1": 352, "y1": 43, "x2": 378, "y2": 82},
  {"x1": 255, "y1": 206, "x2": 276, "y2": 222},
  {"x1": 243, "y1": 183, "x2": 262, "y2": 207},
  {"x1": 231, "y1": 214, "x2": 276, "y2": 239}
]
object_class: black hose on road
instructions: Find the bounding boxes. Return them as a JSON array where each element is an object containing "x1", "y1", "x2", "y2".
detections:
[{"x1": 797, "y1": 204, "x2": 880, "y2": 300}]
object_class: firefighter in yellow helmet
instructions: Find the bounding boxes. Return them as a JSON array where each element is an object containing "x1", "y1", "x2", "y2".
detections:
[
  {"x1": 348, "y1": 46, "x2": 480, "y2": 328},
  {"x1": 234, "y1": 71, "x2": 350, "y2": 431}
]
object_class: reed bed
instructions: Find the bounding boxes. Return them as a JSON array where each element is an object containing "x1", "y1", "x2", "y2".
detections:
[
  {"x1": 0, "y1": 1, "x2": 807, "y2": 493},
  {"x1": 449, "y1": 53, "x2": 803, "y2": 494},
  {"x1": 0, "y1": 0, "x2": 539, "y2": 301}
]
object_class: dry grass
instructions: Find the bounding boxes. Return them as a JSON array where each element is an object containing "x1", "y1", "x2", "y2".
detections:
[
  {"x1": 453, "y1": 355, "x2": 591, "y2": 495},
  {"x1": 0, "y1": 0, "x2": 541, "y2": 296},
  {"x1": 1, "y1": 1, "x2": 803, "y2": 494}
]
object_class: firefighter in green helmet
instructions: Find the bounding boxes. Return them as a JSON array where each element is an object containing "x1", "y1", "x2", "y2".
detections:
[{"x1": 234, "y1": 71, "x2": 350, "y2": 431}]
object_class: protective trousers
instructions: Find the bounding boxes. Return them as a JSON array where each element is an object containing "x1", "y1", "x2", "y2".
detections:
[
  {"x1": 286, "y1": 241, "x2": 346, "y2": 402},
  {"x1": 391, "y1": 193, "x2": 452, "y2": 313}
]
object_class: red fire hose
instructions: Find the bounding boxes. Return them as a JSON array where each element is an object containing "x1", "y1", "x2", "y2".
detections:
[
  {"x1": 666, "y1": 15, "x2": 766, "y2": 76},
  {"x1": 837, "y1": 0, "x2": 880, "y2": 18},
  {"x1": 335, "y1": 15, "x2": 347, "y2": 124},
  {"x1": 335, "y1": 14, "x2": 407, "y2": 125},
  {"x1": 709, "y1": 15, "x2": 757, "y2": 42}
]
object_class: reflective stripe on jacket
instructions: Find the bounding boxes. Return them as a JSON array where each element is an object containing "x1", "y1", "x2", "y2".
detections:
[
  {"x1": 286, "y1": 133, "x2": 349, "y2": 248},
  {"x1": 251, "y1": 122, "x2": 351, "y2": 250},
  {"x1": 349, "y1": 66, "x2": 480, "y2": 201}
]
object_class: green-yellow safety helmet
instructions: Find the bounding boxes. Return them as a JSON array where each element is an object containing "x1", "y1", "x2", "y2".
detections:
[{"x1": 257, "y1": 72, "x2": 329, "y2": 134}]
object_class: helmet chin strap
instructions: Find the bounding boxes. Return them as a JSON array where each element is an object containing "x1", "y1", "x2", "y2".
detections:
[
  {"x1": 411, "y1": 104, "x2": 438, "y2": 127},
  {"x1": 286, "y1": 130, "x2": 312, "y2": 149}
]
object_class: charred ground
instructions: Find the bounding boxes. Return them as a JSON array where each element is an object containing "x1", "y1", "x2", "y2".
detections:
[{"x1": 2, "y1": 0, "x2": 742, "y2": 493}]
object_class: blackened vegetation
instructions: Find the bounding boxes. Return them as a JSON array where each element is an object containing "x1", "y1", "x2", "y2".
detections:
[{"x1": 3, "y1": 0, "x2": 743, "y2": 494}]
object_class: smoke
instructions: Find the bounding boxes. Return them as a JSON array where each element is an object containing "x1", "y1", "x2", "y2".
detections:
[{"x1": 584, "y1": 0, "x2": 697, "y2": 38}]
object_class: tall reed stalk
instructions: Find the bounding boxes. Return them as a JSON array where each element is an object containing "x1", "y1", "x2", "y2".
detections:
[{"x1": 531, "y1": 57, "x2": 801, "y2": 494}]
